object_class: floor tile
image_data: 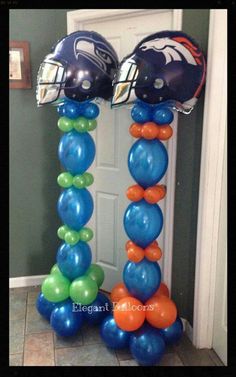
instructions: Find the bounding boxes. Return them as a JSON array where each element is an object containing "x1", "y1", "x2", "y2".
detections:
[
  {"x1": 159, "y1": 352, "x2": 184, "y2": 366},
  {"x1": 54, "y1": 331, "x2": 83, "y2": 348},
  {"x1": 9, "y1": 353, "x2": 23, "y2": 366},
  {"x1": 10, "y1": 334, "x2": 25, "y2": 354},
  {"x1": 55, "y1": 343, "x2": 119, "y2": 366},
  {"x1": 25, "y1": 304, "x2": 52, "y2": 333},
  {"x1": 10, "y1": 294, "x2": 27, "y2": 321},
  {"x1": 27, "y1": 289, "x2": 40, "y2": 305},
  {"x1": 207, "y1": 349, "x2": 224, "y2": 366},
  {"x1": 24, "y1": 332, "x2": 55, "y2": 366},
  {"x1": 115, "y1": 348, "x2": 133, "y2": 361},
  {"x1": 119, "y1": 359, "x2": 139, "y2": 366},
  {"x1": 9, "y1": 319, "x2": 25, "y2": 337},
  {"x1": 82, "y1": 323, "x2": 103, "y2": 345}
]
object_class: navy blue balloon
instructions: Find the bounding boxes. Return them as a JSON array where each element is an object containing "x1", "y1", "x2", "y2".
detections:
[
  {"x1": 123, "y1": 258, "x2": 161, "y2": 302},
  {"x1": 57, "y1": 241, "x2": 92, "y2": 280},
  {"x1": 36, "y1": 292, "x2": 58, "y2": 321},
  {"x1": 83, "y1": 292, "x2": 111, "y2": 325},
  {"x1": 50, "y1": 299, "x2": 84, "y2": 337},
  {"x1": 159, "y1": 317, "x2": 183, "y2": 345},
  {"x1": 58, "y1": 130, "x2": 95, "y2": 175},
  {"x1": 131, "y1": 103, "x2": 152, "y2": 123},
  {"x1": 100, "y1": 315, "x2": 131, "y2": 349},
  {"x1": 57, "y1": 104, "x2": 65, "y2": 117},
  {"x1": 63, "y1": 101, "x2": 81, "y2": 119},
  {"x1": 128, "y1": 138, "x2": 168, "y2": 188},
  {"x1": 152, "y1": 107, "x2": 174, "y2": 125},
  {"x1": 57, "y1": 187, "x2": 93, "y2": 231},
  {"x1": 83, "y1": 102, "x2": 100, "y2": 119},
  {"x1": 124, "y1": 199, "x2": 163, "y2": 248},
  {"x1": 129, "y1": 323, "x2": 166, "y2": 366}
]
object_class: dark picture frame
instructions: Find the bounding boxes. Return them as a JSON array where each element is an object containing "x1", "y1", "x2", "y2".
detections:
[{"x1": 9, "y1": 41, "x2": 32, "y2": 89}]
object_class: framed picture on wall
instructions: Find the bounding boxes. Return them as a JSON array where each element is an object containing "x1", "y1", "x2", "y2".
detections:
[{"x1": 9, "y1": 41, "x2": 32, "y2": 89}]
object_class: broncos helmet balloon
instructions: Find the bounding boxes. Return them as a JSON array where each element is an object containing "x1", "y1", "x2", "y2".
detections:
[
  {"x1": 36, "y1": 31, "x2": 119, "y2": 106},
  {"x1": 112, "y1": 31, "x2": 206, "y2": 113}
]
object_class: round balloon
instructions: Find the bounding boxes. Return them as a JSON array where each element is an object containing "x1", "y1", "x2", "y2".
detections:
[
  {"x1": 131, "y1": 103, "x2": 152, "y2": 123},
  {"x1": 36, "y1": 292, "x2": 58, "y2": 321},
  {"x1": 57, "y1": 187, "x2": 93, "y2": 231},
  {"x1": 57, "y1": 241, "x2": 92, "y2": 280},
  {"x1": 85, "y1": 264, "x2": 104, "y2": 288},
  {"x1": 70, "y1": 275, "x2": 98, "y2": 305},
  {"x1": 83, "y1": 292, "x2": 111, "y2": 325},
  {"x1": 129, "y1": 323, "x2": 166, "y2": 366},
  {"x1": 63, "y1": 101, "x2": 81, "y2": 119},
  {"x1": 128, "y1": 138, "x2": 168, "y2": 188},
  {"x1": 41, "y1": 274, "x2": 70, "y2": 303},
  {"x1": 152, "y1": 107, "x2": 174, "y2": 125},
  {"x1": 145, "y1": 294, "x2": 177, "y2": 329},
  {"x1": 124, "y1": 199, "x2": 163, "y2": 248},
  {"x1": 123, "y1": 258, "x2": 161, "y2": 302},
  {"x1": 114, "y1": 296, "x2": 145, "y2": 332},
  {"x1": 159, "y1": 317, "x2": 183, "y2": 345},
  {"x1": 58, "y1": 130, "x2": 95, "y2": 175},
  {"x1": 110, "y1": 282, "x2": 130, "y2": 304},
  {"x1": 100, "y1": 315, "x2": 131, "y2": 349},
  {"x1": 50, "y1": 299, "x2": 84, "y2": 337}
]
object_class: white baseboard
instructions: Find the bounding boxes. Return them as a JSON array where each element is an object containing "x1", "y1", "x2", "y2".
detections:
[
  {"x1": 181, "y1": 317, "x2": 193, "y2": 342},
  {"x1": 9, "y1": 275, "x2": 47, "y2": 288}
]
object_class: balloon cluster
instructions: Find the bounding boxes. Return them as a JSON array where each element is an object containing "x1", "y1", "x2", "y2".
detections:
[
  {"x1": 100, "y1": 101, "x2": 183, "y2": 366},
  {"x1": 36, "y1": 100, "x2": 112, "y2": 336}
]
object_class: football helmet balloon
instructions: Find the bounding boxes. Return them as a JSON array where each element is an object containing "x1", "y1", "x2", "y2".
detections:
[
  {"x1": 36, "y1": 31, "x2": 118, "y2": 106},
  {"x1": 112, "y1": 31, "x2": 206, "y2": 113}
]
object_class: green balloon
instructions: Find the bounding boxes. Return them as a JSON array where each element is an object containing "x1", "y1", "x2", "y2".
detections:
[
  {"x1": 73, "y1": 117, "x2": 89, "y2": 133},
  {"x1": 57, "y1": 225, "x2": 70, "y2": 240},
  {"x1": 50, "y1": 264, "x2": 62, "y2": 276},
  {"x1": 70, "y1": 275, "x2": 98, "y2": 305},
  {"x1": 57, "y1": 172, "x2": 73, "y2": 188},
  {"x1": 73, "y1": 175, "x2": 86, "y2": 189},
  {"x1": 42, "y1": 274, "x2": 70, "y2": 302},
  {"x1": 58, "y1": 117, "x2": 74, "y2": 132},
  {"x1": 84, "y1": 172, "x2": 94, "y2": 186},
  {"x1": 65, "y1": 230, "x2": 80, "y2": 245},
  {"x1": 79, "y1": 227, "x2": 94, "y2": 242},
  {"x1": 86, "y1": 264, "x2": 105, "y2": 288},
  {"x1": 87, "y1": 119, "x2": 97, "y2": 131}
]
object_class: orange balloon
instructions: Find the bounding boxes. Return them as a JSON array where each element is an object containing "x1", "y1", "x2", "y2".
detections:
[
  {"x1": 127, "y1": 245, "x2": 145, "y2": 263},
  {"x1": 153, "y1": 282, "x2": 170, "y2": 298},
  {"x1": 141, "y1": 122, "x2": 159, "y2": 139},
  {"x1": 129, "y1": 123, "x2": 142, "y2": 138},
  {"x1": 126, "y1": 184, "x2": 144, "y2": 201},
  {"x1": 158, "y1": 125, "x2": 173, "y2": 140},
  {"x1": 125, "y1": 240, "x2": 134, "y2": 251},
  {"x1": 110, "y1": 282, "x2": 130, "y2": 304},
  {"x1": 145, "y1": 244, "x2": 162, "y2": 261},
  {"x1": 114, "y1": 296, "x2": 145, "y2": 331},
  {"x1": 145, "y1": 294, "x2": 177, "y2": 329}
]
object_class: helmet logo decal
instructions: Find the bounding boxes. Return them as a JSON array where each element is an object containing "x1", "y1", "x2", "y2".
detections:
[
  {"x1": 139, "y1": 37, "x2": 200, "y2": 66},
  {"x1": 74, "y1": 37, "x2": 115, "y2": 73}
]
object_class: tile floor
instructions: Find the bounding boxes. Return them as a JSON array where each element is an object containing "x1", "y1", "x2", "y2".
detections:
[{"x1": 9, "y1": 286, "x2": 224, "y2": 366}]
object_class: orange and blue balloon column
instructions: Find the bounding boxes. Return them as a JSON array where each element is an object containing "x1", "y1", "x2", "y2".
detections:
[{"x1": 101, "y1": 101, "x2": 183, "y2": 366}]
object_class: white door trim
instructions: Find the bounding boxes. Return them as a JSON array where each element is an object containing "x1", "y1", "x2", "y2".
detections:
[{"x1": 193, "y1": 9, "x2": 227, "y2": 348}]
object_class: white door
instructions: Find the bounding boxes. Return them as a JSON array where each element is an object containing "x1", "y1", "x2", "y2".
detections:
[
  {"x1": 67, "y1": 9, "x2": 182, "y2": 291},
  {"x1": 212, "y1": 130, "x2": 227, "y2": 365}
]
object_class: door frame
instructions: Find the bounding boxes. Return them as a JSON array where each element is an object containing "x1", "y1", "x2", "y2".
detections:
[
  {"x1": 193, "y1": 9, "x2": 227, "y2": 349},
  {"x1": 67, "y1": 8, "x2": 183, "y2": 292}
]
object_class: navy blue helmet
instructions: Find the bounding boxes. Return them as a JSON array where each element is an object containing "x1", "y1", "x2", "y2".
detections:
[
  {"x1": 36, "y1": 30, "x2": 119, "y2": 106},
  {"x1": 112, "y1": 31, "x2": 206, "y2": 113}
]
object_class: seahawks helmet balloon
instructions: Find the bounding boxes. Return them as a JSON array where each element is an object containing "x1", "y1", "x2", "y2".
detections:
[
  {"x1": 36, "y1": 31, "x2": 118, "y2": 106},
  {"x1": 112, "y1": 31, "x2": 206, "y2": 113}
]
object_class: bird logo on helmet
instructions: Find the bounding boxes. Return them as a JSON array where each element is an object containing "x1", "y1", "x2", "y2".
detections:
[
  {"x1": 36, "y1": 31, "x2": 118, "y2": 106},
  {"x1": 112, "y1": 31, "x2": 206, "y2": 113}
]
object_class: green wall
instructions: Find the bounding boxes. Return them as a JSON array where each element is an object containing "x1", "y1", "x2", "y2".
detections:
[
  {"x1": 10, "y1": 10, "x2": 69, "y2": 277},
  {"x1": 171, "y1": 9, "x2": 210, "y2": 326}
]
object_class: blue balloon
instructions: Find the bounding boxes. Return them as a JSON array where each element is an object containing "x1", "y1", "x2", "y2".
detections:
[
  {"x1": 159, "y1": 317, "x2": 183, "y2": 345},
  {"x1": 58, "y1": 131, "x2": 95, "y2": 175},
  {"x1": 124, "y1": 200, "x2": 163, "y2": 248},
  {"x1": 63, "y1": 101, "x2": 81, "y2": 119},
  {"x1": 50, "y1": 299, "x2": 84, "y2": 337},
  {"x1": 83, "y1": 102, "x2": 100, "y2": 119},
  {"x1": 129, "y1": 323, "x2": 166, "y2": 366},
  {"x1": 123, "y1": 258, "x2": 161, "y2": 302},
  {"x1": 131, "y1": 103, "x2": 152, "y2": 123},
  {"x1": 83, "y1": 292, "x2": 111, "y2": 325},
  {"x1": 152, "y1": 108, "x2": 174, "y2": 125},
  {"x1": 57, "y1": 241, "x2": 92, "y2": 280},
  {"x1": 57, "y1": 187, "x2": 93, "y2": 231},
  {"x1": 128, "y1": 138, "x2": 168, "y2": 188},
  {"x1": 100, "y1": 315, "x2": 131, "y2": 349},
  {"x1": 57, "y1": 104, "x2": 65, "y2": 117},
  {"x1": 36, "y1": 292, "x2": 58, "y2": 321}
]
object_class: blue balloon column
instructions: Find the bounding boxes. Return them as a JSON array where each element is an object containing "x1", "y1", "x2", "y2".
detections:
[
  {"x1": 100, "y1": 100, "x2": 183, "y2": 365},
  {"x1": 36, "y1": 100, "x2": 111, "y2": 337}
]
